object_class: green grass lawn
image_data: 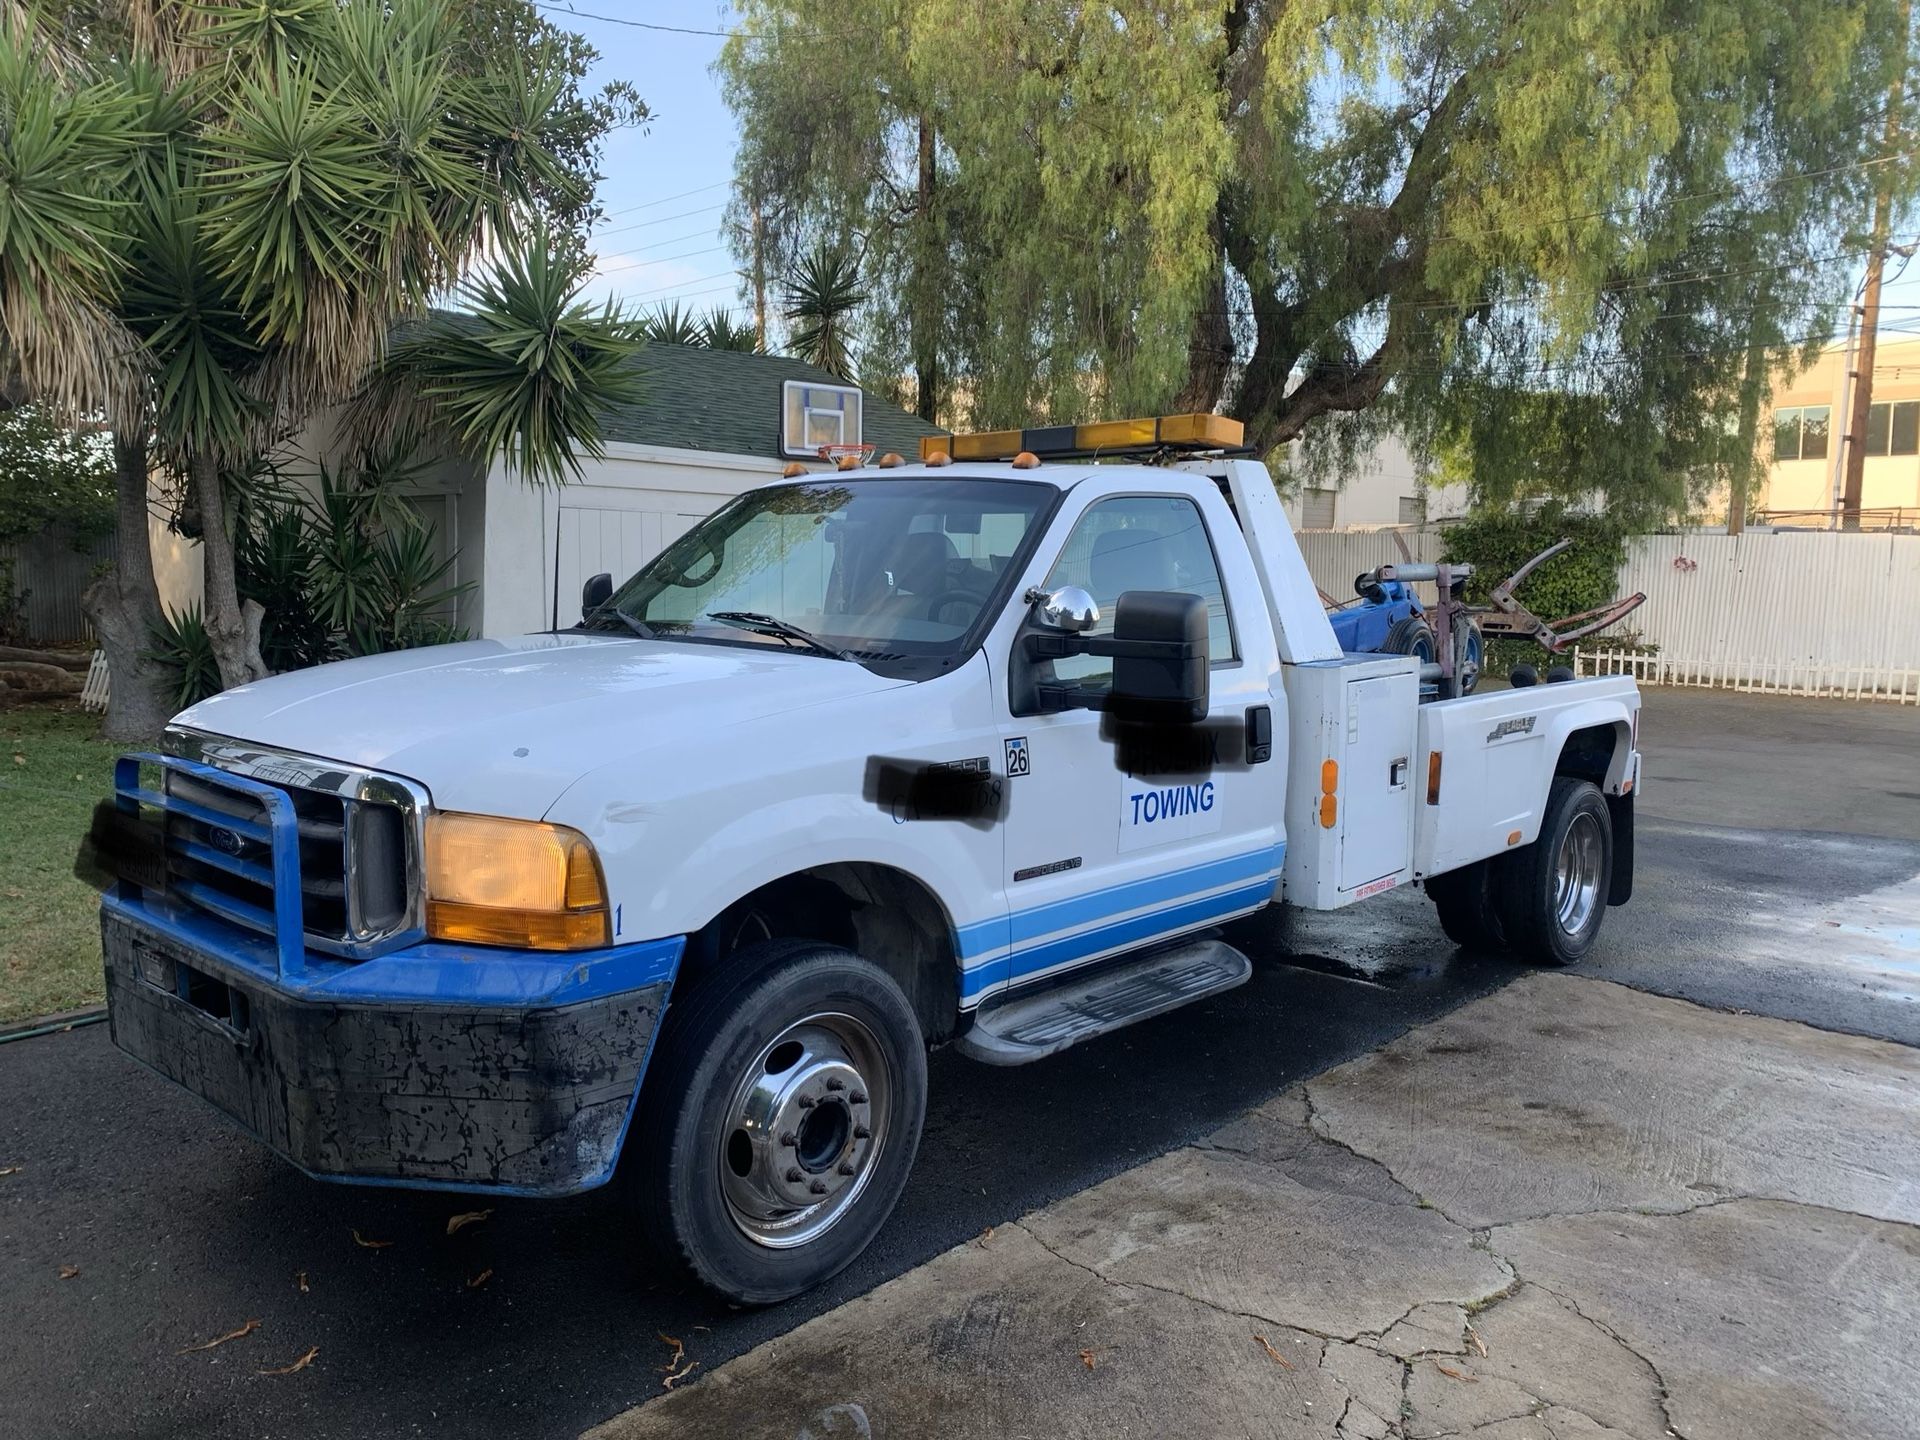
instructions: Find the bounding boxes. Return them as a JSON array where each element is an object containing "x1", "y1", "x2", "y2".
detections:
[{"x1": 0, "y1": 703, "x2": 119, "y2": 1023}]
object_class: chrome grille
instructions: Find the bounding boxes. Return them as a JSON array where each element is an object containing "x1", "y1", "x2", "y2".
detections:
[{"x1": 161, "y1": 730, "x2": 429, "y2": 958}]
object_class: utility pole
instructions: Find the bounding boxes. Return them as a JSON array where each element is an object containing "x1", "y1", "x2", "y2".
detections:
[{"x1": 1841, "y1": 0, "x2": 1909, "y2": 530}]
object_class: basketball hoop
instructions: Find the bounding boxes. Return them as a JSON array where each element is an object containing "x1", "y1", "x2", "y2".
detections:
[{"x1": 817, "y1": 442, "x2": 875, "y2": 471}]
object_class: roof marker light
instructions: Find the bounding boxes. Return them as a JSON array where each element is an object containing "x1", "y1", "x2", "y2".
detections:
[
  {"x1": 782, "y1": 462, "x2": 806, "y2": 478},
  {"x1": 919, "y1": 412, "x2": 1245, "y2": 464}
]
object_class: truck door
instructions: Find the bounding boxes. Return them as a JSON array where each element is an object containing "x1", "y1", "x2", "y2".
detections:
[{"x1": 982, "y1": 482, "x2": 1285, "y2": 1008}]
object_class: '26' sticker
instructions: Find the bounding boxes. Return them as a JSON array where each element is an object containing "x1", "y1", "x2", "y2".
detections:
[{"x1": 1004, "y1": 736, "x2": 1030, "y2": 777}]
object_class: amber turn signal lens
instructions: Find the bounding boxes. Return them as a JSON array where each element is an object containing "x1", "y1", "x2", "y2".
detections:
[{"x1": 425, "y1": 813, "x2": 611, "y2": 951}]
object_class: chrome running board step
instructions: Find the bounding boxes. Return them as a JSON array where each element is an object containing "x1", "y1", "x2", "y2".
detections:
[{"x1": 957, "y1": 938, "x2": 1252, "y2": 1066}]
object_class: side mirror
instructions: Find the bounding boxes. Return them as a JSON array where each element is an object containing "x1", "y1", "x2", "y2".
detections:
[
  {"x1": 1030, "y1": 585, "x2": 1100, "y2": 633},
  {"x1": 581, "y1": 572, "x2": 613, "y2": 620},
  {"x1": 1108, "y1": 591, "x2": 1209, "y2": 723}
]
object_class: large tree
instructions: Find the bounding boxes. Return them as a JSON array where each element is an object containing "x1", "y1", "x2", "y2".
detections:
[
  {"x1": 0, "y1": 0, "x2": 645, "y2": 738},
  {"x1": 720, "y1": 0, "x2": 1917, "y2": 521}
]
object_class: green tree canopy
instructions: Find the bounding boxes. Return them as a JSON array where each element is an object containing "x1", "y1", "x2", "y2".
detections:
[
  {"x1": 721, "y1": 0, "x2": 1916, "y2": 521},
  {"x1": 0, "y1": 0, "x2": 645, "y2": 735}
]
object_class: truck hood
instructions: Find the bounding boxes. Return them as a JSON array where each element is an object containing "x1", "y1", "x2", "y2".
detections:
[{"x1": 174, "y1": 634, "x2": 909, "y2": 817}]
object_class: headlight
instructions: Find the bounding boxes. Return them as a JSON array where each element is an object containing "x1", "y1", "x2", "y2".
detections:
[{"x1": 425, "y1": 813, "x2": 612, "y2": 950}]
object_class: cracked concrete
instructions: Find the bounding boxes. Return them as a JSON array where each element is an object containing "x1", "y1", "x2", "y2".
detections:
[{"x1": 585, "y1": 974, "x2": 1920, "y2": 1440}]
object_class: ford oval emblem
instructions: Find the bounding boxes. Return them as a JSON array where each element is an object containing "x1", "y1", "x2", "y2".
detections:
[{"x1": 208, "y1": 827, "x2": 244, "y2": 855}]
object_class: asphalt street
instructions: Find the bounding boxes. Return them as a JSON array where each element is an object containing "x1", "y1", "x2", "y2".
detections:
[{"x1": 2, "y1": 687, "x2": 1916, "y2": 1440}]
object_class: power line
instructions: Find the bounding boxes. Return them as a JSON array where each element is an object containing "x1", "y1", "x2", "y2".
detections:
[
  {"x1": 531, "y1": 1, "x2": 854, "y2": 41},
  {"x1": 593, "y1": 243, "x2": 732, "y2": 276},
  {"x1": 594, "y1": 202, "x2": 728, "y2": 240},
  {"x1": 593, "y1": 181, "x2": 731, "y2": 225}
]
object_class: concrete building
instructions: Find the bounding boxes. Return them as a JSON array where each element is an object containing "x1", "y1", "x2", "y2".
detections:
[
  {"x1": 1276, "y1": 434, "x2": 1469, "y2": 533},
  {"x1": 1760, "y1": 335, "x2": 1920, "y2": 527}
]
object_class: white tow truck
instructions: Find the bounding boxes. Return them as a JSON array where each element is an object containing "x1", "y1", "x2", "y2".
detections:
[{"x1": 97, "y1": 413, "x2": 1641, "y2": 1304}]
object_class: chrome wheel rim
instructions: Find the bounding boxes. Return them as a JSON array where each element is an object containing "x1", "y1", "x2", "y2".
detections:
[
  {"x1": 718, "y1": 1012, "x2": 891, "y2": 1249},
  {"x1": 1554, "y1": 811, "x2": 1604, "y2": 937}
]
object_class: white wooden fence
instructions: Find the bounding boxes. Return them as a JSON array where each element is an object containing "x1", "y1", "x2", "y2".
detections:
[{"x1": 1294, "y1": 525, "x2": 1920, "y2": 703}]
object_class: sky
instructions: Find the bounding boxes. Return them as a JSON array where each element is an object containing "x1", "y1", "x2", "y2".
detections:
[
  {"x1": 536, "y1": 3, "x2": 754, "y2": 321},
  {"x1": 544, "y1": 1, "x2": 1920, "y2": 348}
]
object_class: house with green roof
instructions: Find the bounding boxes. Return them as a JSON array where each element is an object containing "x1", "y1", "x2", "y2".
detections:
[
  {"x1": 143, "y1": 342, "x2": 944, "y2": 641},
  {"x1": 466, "y1": 343, "x2": 944, "y2": 637}
]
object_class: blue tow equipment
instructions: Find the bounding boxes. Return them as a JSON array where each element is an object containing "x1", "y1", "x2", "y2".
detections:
[{"x1": 1327, "y1": 568, "x2": 1485, "y2": 697}]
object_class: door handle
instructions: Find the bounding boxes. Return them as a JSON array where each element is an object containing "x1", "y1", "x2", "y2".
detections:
[{"x1": 1389, "y1": 757, "x2": 1409, "y2": 787}]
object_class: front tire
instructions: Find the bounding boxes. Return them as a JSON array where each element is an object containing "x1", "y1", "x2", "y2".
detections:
[
  {"x1": 628, "y1": 939, "x2": 927, "y2": 1304},
  {"x1": 1497, "y1": 777, "x2": 1612, "y2": 966}
]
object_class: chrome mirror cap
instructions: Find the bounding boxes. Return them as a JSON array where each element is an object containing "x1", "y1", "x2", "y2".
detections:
[{"x1": 1032, "y1": 585, "x2": 1100, "y2": 633}]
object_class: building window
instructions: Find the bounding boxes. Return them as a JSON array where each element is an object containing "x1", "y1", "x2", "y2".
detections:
[
  {"x1": 1300, "y1": 488, "x2": 1337, "y2": 529},
  {"x1": 1773, "y1": 405, "x2": 1830, "y2": 461},
  {"x1": 1864, "y1": 400, "x2": 1920, "y2": 457},
  {"x1": 1396, "y1": 494, "x2": 1426, "y2": 526}
]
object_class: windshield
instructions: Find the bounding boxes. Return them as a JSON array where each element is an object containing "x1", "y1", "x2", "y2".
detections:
[{"x1": 606, "y1": 478, "x2": 1055, "y2": 673}]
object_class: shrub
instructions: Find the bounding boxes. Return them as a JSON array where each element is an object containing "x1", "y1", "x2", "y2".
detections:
[{"x1": 1440, "y1": 508, "x2": 1631, "y2": 677}]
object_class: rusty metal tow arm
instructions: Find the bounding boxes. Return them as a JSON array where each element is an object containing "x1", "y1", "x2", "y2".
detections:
[{"x1": 1475, "y1": 538, "x2": 1647, "y2": 654}]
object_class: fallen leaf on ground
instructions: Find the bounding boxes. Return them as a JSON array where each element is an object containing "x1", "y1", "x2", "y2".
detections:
[
  {"x1": 259, "y1": 1346, "x2": 319, "y2": 1376},
  {"x1": 12, "y1": 754, "x2": 25, "y2": 766},
  {"x1": 978, "y1": 1226, "x2": 995, "y2": 1245},
  {"x1": 179, "y1": 1318, "x2": 261, "y2": 1354},
  {"x1": 1434, "y1": 1362, "x2": 1478, "y2": 1383},
  {"x1": 294, "y1": 1271, "x2": 308, "y2": 1293},
  {"x1": 1465, "y1": 1324, "x2": 1488, "y2": 1358},
  {"x1": 1253, "y1": 1334, "x2": 1294, "y2": 1369},
  {"x1": 351, "y1": 1229, "x2": 392, "y2": 1249},
  {"x1": 58, "y1": 1264, "x2": 80, "y2": 1279},
  {"x1": 656, "y1": 1333, "x2": 686, "y2": 1373},
  {"x1": 466, "y1": 1269, "x2": 493, "y2": 1290},
  {"x1": 1079, "y1": 1347, "x2": 1105, "y2": 1371},
  {"x1": 446, "y1": 1209, "x2": 493, "y2": 1236},
  {"x1": 661, "y1": 1361, "x2": 699, "y2": 1391}
]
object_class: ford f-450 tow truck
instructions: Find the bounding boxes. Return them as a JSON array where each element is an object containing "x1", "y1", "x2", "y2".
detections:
[{"x1": 95, "y1": 414, "x2": 1641, "y2": 1303}]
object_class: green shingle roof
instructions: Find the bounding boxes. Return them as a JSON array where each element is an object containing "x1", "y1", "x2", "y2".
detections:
[{"x1": 601, "y1": 342, "x2": 943, "y2": 460}]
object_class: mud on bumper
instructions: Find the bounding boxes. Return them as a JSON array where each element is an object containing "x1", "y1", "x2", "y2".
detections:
[{"x1": 102, "y1": 905, "x2": 672, "y2": 1195}]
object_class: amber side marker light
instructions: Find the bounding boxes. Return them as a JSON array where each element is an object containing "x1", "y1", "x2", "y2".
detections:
[
  {"x1": 1426, "y1": 751, "x2": 1443, "y2": 805},
  {"x1": 426, "y1": 813, "x2": 611, "y2": 950}
]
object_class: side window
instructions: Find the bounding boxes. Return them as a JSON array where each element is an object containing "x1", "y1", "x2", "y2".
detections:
[{"x1": 1041, "y1": 494, "x2": 1237, "y2": 688}]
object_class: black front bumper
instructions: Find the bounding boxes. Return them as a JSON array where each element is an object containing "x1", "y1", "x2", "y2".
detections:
[{"x1": 103, "y1": 908, "x2": 670, "y2": 1195}]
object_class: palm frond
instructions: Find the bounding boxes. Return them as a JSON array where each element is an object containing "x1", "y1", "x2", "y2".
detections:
[
  {"x1": 700, "y1": 307, "x2": 761, "y2": 352},
  {"x1": 782, "y1": 241, "x2": 865, "y2": 377},
  {"x1": 0, "y1": 8, "x2": 145, "y2": 420},
  {"x1": 638, "y1": 300, "x2": 704, "y2": 345},
  {"x1": 375, "y1": 229, "x2": 645, "y2": 486}
]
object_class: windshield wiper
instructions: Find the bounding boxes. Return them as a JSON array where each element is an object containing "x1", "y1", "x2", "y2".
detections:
[
  {"x1": 582, "y1": 603, "x2": 654, "y2": 640},
  {"x1": 704, "y1": 611, "x2": 851, "y2": 661}
]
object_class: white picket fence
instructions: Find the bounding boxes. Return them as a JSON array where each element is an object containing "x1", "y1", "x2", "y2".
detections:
[{"x1": 1295, "y1": 525, "x2": 1920, "y2": 703}]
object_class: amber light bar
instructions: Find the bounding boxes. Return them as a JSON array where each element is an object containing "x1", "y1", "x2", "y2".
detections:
[{"x1": 919, "y1": 413, "x2": 1245, "y2": 463}]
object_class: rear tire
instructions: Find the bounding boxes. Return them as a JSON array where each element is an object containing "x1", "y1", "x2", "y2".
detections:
[
  {"x1": 1427, "y1": 860, "x2": 1506, "y2": 950},
  {"x1": 1497, "y1": 777, "x2": 1612, "y2": 967},
  {"x1": 627, "y1": 939, "x2": 927, "y2": 1304},
  {"x1": 1383, "y1": 615, "x2": 1437, "y2": 664}
]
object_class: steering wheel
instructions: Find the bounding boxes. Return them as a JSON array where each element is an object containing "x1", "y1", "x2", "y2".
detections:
[{"x1": 922, "y1": 589, "x2": 984, "y2": 625}]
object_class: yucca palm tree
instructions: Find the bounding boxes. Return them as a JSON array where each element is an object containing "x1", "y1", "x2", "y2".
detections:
[
  {"x1": 0, "y1": 0, "x2": 645, "y2": 737},
  {"x1": 699, "y1": 307, "x2": 761, "y2": 353},
  {"x1": 636, "y1": 300, "x2": 705, "y2": 345},
  {"x1": 782, "y1": 241, "x2": 866, "y2": 378}
]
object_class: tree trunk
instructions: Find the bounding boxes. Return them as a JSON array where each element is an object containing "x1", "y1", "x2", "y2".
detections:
[
  {"x1": 912, "y1": 112, "x2": 941, "y2": 425},
  {"x1": 80, "y1": 432, "x2": 176, "y2": 742},
  {"x1": 191, "y1": 451, "x2": 269, "y2": 691},
  {"x1": 1728, "y1": 308, "x2": 1769, "y2": 535}
]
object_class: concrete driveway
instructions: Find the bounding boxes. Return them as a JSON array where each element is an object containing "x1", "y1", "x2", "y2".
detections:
[{"x1": 3, "y1": 686, "x2": 1917, "y2": 1438}]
